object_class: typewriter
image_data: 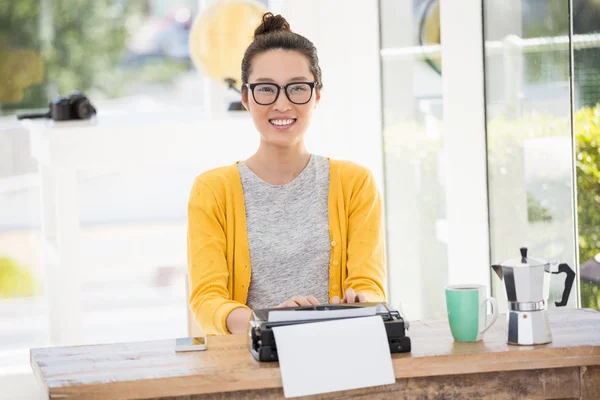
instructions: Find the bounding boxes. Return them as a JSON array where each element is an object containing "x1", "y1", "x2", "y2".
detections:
[{"x1": 248, "y1": 302, "x2": 411, "y2": 362}]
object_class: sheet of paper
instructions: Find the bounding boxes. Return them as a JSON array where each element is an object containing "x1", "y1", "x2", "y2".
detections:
[
  {"x1": 268, "y1": 306, "x2": 377, "y2": 323},
  {"x1": 272, "y1": 315, "x2": 395, "y2": 398}
]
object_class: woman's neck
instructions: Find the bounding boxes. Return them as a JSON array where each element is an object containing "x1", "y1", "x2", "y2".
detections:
[{"x1": 245, "y1": 142, "x2": 311, "y2": 185}]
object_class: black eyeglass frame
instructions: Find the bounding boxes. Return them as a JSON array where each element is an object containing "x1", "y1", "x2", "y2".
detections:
[{"x1": 244, "y1": 81, "x2": 317, "y2": 105}]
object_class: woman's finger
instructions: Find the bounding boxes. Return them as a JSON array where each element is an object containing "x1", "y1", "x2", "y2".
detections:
[
  {"x1": 345, "y1": 288, "x2": 356, "y2": 303},
  {"x1": 357, "y1": 292, "x2": 367, "y2": 303},
  {"x1": 293, "y1": 296, "x2": 312, "y2": 306},
  {"x1": 276, "y1": 300, "x2": 293, "y2": 308},
  {"x1": 331, "y1": 296, "x2": 340, "y2": 304},
  {"x1": 306, "y1": 295, "x2": 319, "y2": 305}
]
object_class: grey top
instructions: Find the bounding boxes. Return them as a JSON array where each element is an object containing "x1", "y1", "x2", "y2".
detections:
[{"x1": 238, "y1": 154, "x2": 331, "y2": 310}]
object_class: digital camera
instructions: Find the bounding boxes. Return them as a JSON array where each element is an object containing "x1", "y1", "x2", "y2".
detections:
[
  {"x1": 50, "y1": 91, "x2": 97, "y2": 121},
  {"x1": 17, "y1": 91, "x2": 97, "y2": 121}
]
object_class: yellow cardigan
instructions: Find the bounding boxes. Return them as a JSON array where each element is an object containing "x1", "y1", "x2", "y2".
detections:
[{"x1": 187, "y1": 159, "x2": 386, "y2": 334}]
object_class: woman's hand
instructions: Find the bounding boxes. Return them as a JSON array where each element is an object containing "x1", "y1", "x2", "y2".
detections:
[
  {"x1": 331, "y1": 288, "x2": 367, "y2": 304},
  {"x1": 276, "y1": 295, "x2": 320, "y2": 308}
]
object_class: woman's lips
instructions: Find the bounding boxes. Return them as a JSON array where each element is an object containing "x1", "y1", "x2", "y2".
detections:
[{"x1": 269, "y1": 118, "x2": 297, "y2": 131}]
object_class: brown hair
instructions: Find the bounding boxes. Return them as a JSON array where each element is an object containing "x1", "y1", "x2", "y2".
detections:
[{"x1": 241, "y1": 12, "x2": 323, "y2": 97}]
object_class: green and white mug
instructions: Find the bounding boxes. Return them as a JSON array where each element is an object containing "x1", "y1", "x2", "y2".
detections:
[{"x1": 445, "y1": 284, "x2": 498, "y2": 342}]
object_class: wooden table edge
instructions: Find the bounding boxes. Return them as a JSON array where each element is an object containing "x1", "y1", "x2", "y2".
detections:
[
  {"x1": 30, "y1": 346, "x2": 600, "y2": 399},
  {"x1": 29, "y1": 350, "x2": 50, "y2": 395}
]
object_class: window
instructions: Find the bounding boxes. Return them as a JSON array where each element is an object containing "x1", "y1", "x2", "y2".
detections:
[
  {"x1": 0, "y1": 0, "x2": 217, "y2": 352},
  {"x1": 484, "y1": 0, "x2": 600, "y2": 311},
  {"x1": 1, "y1": 0, "x2": 203, "y2": 118},
  {"x1": 573, "y1": 0, "x2": 600, "y2": 310}
]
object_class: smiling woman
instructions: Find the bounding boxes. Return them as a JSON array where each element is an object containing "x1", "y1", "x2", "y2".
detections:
[{"x1": 186, "y1": 12, "x2": 387, "y2": 335}]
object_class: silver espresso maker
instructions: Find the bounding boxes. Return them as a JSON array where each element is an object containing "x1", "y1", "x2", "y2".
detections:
[{"x1": 491, "y1": 247, "x2": 575, "y2": 345}]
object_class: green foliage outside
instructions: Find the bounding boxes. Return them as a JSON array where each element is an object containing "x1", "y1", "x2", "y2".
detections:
[
  {"x1": 574, "y1": 107, "x2": 600, "y2": 265},
  {"x1": 527, "y1": 193, "x2": 553, "y2": 223},
  {"x1": 576, "y1": 106, "x2": 600, "y2": 309},
  {"x1": 0, "y1": 1, "x2": 190, "y2": 114},
  {"x1": 581, "y1": 282, "x2": 599, "y2": 310},
  {"x1": 1, "y1": 1, "x2": 131, "y2": 111},
  {"x1": 0, "y1": 257, "x2": 38, "y2": 298}
]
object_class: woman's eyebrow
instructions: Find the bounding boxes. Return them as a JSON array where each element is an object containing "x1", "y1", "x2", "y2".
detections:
[
  {"x1": 287, "y1": 76, "x2": 309, "y2": 82},
  {"x1": 253, "y1": 76, "x2": 309, "y2": 83}
]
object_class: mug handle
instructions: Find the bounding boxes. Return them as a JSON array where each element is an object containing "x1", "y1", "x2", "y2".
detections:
[{"x1": 479, "y1": 297, "x2": 498, "y2": 335}]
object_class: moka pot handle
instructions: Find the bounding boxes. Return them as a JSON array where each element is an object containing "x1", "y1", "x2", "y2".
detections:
[{"x1": 553, "y1": 263, "x2": 575, "y2": 307}]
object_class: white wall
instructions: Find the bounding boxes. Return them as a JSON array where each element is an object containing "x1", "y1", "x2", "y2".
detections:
[{"x1": 268, "y1": 0, "x2": 385, "y2": 190}]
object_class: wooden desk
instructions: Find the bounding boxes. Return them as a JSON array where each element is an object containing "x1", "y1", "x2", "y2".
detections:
[{"x1": 30, "y1": 308, "x2": 600, "y2": 400}]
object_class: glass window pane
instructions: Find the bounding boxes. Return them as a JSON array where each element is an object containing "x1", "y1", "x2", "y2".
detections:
[
  {"x1": 0, "y1": 209, "x2": 49, "y2": 352},
  {"x1": 1, "y1": 0, "x2": 269, "y2": 118},
  {"x1": 380, "y1": 0, "x2": 447, "y2": 320},
  {"x1": 0, "y1": 121, "x2": 49, "y2": 353},
  {"x1": 1, "y1": 1, "x2": 201, "y2": 117},
  {"x1": 484, "y1": 0, "x2": 578, "y2": 310},
  {"x1": 573, "y1": 0, "x2": 600, "y2": 311}
]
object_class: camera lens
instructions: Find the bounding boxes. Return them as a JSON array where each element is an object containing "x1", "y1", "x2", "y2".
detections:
[{"x1": 76, "y1": 98, "x2": 94, "y2": 119}]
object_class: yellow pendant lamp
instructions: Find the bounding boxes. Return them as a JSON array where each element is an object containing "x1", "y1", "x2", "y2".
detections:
[{"x1": 188, "y1": 0, "x2": 267, "y2": 100}]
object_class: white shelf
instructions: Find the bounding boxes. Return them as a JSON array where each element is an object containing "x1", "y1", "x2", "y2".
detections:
[{"x1": 21, "y1": 111, "x2": 258, "y2": 169}]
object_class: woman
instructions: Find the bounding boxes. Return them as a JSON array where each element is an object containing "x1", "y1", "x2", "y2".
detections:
[{"x1": 187, "y1": 12, "x2": 386, "y2": 335}]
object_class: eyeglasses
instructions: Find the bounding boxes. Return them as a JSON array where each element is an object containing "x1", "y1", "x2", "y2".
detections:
[{"x1": 245, "y1": 82, "x2": 316, "y2": 106}]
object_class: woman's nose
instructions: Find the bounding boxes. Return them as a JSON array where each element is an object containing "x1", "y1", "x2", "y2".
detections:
[{"x1": 273, "y1": 89, "x2": 292, "y2": 111}]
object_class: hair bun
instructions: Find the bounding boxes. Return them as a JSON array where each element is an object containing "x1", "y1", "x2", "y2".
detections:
[{"x1": 254, "y1": 12, "x2": 291, "y2": 38}]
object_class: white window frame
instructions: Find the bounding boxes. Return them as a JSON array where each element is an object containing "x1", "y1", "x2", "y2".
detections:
[{"x1": 439, "y1": 0, "x2": 491, "y2": 291}]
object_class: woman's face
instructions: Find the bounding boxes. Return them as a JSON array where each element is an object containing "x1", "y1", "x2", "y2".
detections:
[{"x1": 242, "y1": 49, "x2": 320, "y2": 149}]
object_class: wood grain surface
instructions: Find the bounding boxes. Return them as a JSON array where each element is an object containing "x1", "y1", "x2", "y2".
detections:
[
  {"x1": 154, "y1": 367, "x2": 582, "y2": 400},
  {"x1": 30, "y1": 308, "x2": 600, "y2": 400}
]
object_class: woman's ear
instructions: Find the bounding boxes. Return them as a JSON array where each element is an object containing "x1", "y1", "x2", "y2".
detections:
[
  {"x1": 241, "y1": 91, "x2": 249, "y2": 111},
  {"x1": 314, "y1": 89, "x2": 321, "y2": 108}
]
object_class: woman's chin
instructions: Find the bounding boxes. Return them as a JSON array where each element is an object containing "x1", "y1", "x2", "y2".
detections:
[
  {"x1": 268, "y1": 138, "x2": 298, "y2": 148},
  {"x1": 264, "y1": 131, "x2": 303, "y2": 147}
]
